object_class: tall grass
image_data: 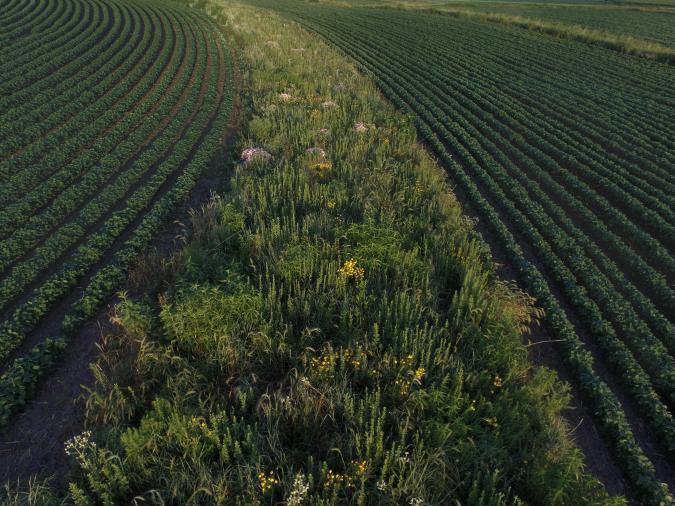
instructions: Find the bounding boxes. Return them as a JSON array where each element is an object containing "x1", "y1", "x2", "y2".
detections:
[{"x1": 9, "y1": 2, "x2": 623, "y2": 504}]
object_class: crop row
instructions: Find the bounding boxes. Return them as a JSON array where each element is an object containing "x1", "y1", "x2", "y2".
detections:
[
  {"x1": 342, "y1": 21, "x2": 675, "y2": 349},
  {"x1": 0, "y1": 10, "x2": 208, "y2": 361},
  {"x1": 0, "y1": 2, "x2": 119, "y2": 131},
  {"x1": 0, "y1": 41, "x2": 195, "y2": 320},
  {"x1": 381, "y1": 11, "x2": 675, "y2": 175},
  {"x1": 0, "y1": 1, "x2": 151, "y2": 176},
  {"x1": 0, "y1": 1, "x2": 112, "y2": 97},
  {"x1": 0, "y1": 8, "x2": 177, "y2": 228},
  {"x1": 332, "y1": 12, "x2": 675, "y2": 320},
  {"x1": 0, "y1": 0, "x2": 78, "y2": 63},
  {"x1": 0, "y1": 0, "x2": 86, "y2": 73},
  {"x1": 0, "y1": 10, "x2": 234, "y2": 435}
]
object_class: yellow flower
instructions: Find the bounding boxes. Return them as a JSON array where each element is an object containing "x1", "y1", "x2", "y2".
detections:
[
  {"x1": 308, "y1": 160, "x2": 332, "y2": 178},
  {"x1": 414, "y1": 367, "x2": 426, "y2": 382},
  {"x1": 327, "y1": 199, "x2": 336, "y2": 209},
  {"x1": 325, "y1": 469, "x2": 352, "y2": 487},
  {"x1": 483, "y1": 416, "x2": 498, "y2": 428},
  {"x1": 493, "y1": 375, "x2": 502, "y2": 388},
  {"x1": 338, "y1": 258, "x2": 364, "y2": 281},
  {"x1": 258, "y1": 471, "x2": 279, "y2": 493},
  {"x1": 351, "y1": 459, "x2": 368, "y2": 475}
]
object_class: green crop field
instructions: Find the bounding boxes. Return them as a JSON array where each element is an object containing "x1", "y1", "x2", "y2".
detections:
[
  {"x1": 0, "y1": 0, "x2": 233, "y2": 428},
  {"x1": 0, "y1": 0, "x2": 673, "y2": 504}
]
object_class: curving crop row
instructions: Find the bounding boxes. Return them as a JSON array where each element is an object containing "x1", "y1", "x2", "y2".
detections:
[
  {"x1": 0, "y1": 2, "x2": 227, "y2": 372},
  {"x1": 0, "y1": 8, "x2": 234, "y2": 433},
  {"x1": 0, "y1": 0, "x2": 110, "y2": 97},
  {"x1": 0, "y1": 0, "x2": 54, "y2": 44},
  {"x1": 0, "y1": 22, "x2": 196, "y2": 316},
  {"x1": 0, "y1": 3, "x2": 167, "y2": 201},
  {"x1": 314, "y1": 18, "x2": 675, "y2": 448},
  {"x1": 0, "y1": 0, "x2": 83, "y2": 71},
  {"x1": 0, "y1": 18, "x2": 201, "y2": 321},
  {"x1": 0, "y1": 0, "x2": 149, "y2": 169},
  {"x1": 0, "y1": 15, "x2": 185, "y2": 246},
  {"x1": 0, "y1": 2, "x2": 120, "y2": 127},
  {"x1": 376, "y1": 12, "x2": 675, "y2": 175}
]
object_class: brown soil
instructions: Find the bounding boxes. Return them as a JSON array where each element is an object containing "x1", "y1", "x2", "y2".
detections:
[{"x1": 0, "y1": 22, "x2": 242, "y2": 490}]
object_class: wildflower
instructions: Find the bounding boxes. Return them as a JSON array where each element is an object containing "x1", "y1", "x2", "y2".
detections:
[
  {"x1": 241, "y1": 147, "x2": 271, "y2": 165},
  {"x1": 395, "y1": 377, "x2": 410, "y2": 395},
  {"x1": 258, "y1": 471, "x2": 279, "y2": 493},
  {"x1": 64, "y1": 431, "x2": 95, "y2": 457},
  {"x1": 305, "y1": 146, "x2": 326, "y2": 157},
  {"x1": 414, "y1": 181, "x2": 425, "y2": 196},
  {"x1": 338, "y1": 258, "x2": 364, "y2": 281},
  {"x1": 483, "y1": 416, "x2": 498, "y2": 428},
  {"x1": 311, "y1": 351, "x2": 335, "y2": 377},
  {"x1": 325, "y1": 469, "x2": 352, "y2": 487},
  {"x1": 308, "y1": 160, "x2": 332, "y2": 178},
  {"x1": 321, "y1": 100, "x2": 338, "y2": 109},
  {"x1": 376, "y1": 479, "x2": 387, "y2": 492},
  {"x1": 287, "y1": 473, "x2": 310, "y2": 505},
  {"x1": 190, "y1": 416, "x2": 209, "y2": 431},
  {"x1": 414, "y1": 367, "x2": 426, "y2": 383},
  {"x1": 279, "y1": 92, "x2": 293, "y2": 102},
  {"x1": 493, "y1": 375, "x2": 502, "y2": 388},
  {"x1": 354, "y1": 122, "x2": 368, "y2": 133},
  {"x1": 351, "y1": 460, "x2": 368, "y2": 476},
  {"x1": 409, "y1": 498, "x2": 424, "y2": 506},
  {"x1": 326, "y1": 199, "x2": 336, "y2": 209},
  {"x1": 468, "y1": 399, "x2": 477, "y2": 412},
  {"x1": 318, "y1": 128, "x2": 330, "y2": 135},
  {"x1": 398, "y1": 451, "x2": 410, "y2": 465}
]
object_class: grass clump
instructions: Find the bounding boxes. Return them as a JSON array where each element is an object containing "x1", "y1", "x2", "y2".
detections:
[{"x1": 17, "y1": 2, "x2": 623, "y2": 505}]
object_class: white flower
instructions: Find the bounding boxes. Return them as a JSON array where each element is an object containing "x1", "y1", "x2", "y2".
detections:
[
  {"x1": 376, "y1": 479, "x2": 387, "y2": 492},
  {"x1": 318, "y1": 128, "x2": 329, "y2": 135},
  {"x1": 287, "y1": 473, "x2": 310, "y2": 505},
  {"x1": 354, "y1": 122, "x2": 368, "y2": 133},
  {"x1": 409, "y1": 498, "x2": 424, "y2": 506},
  {"x1": 64, "y1": 430, "x2": 94, "y2": 456},
  {"x1": 241, "y1": 147, "x2": 271, "y2": 165},
  {"x1": 279, "y1": 93, "x2": 293, "y2": 102},
  {"x1": 305, "y1": 147, "x2": 326, "y2": 157},
  {"x1": 320, "y1": 100, "x2": 338, "y2": 109}
]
